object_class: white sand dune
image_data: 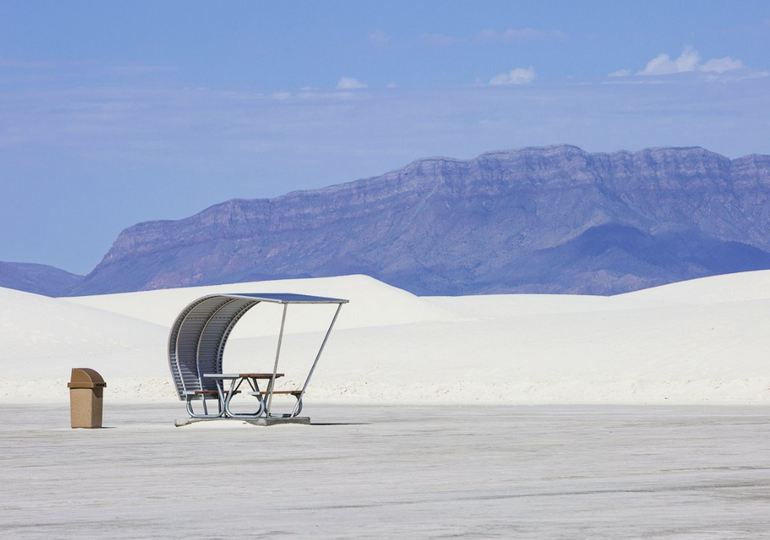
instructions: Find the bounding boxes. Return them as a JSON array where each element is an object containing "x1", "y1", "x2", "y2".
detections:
[
  {"x1": 0, "y1": 271, "x2": 768, "y2": 404},
  {"x1": 65, "y1": 274, "x2": 460, "y2": 333},
  {"x1": 0, "y1": 286, "x2": 169, "y2": 401},
  {"x1": 0, "y1": 286, "x2": 166, "y2": 377}
]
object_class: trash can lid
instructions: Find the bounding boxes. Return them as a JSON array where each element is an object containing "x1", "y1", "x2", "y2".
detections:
[{"x1": 67, "y1": 368, "x2": 107, "y2": 389}]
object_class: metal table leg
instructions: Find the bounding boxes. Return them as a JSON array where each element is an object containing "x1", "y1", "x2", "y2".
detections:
[{"x1": 225, "y1": 376, "x2": 264, "y2": 418}]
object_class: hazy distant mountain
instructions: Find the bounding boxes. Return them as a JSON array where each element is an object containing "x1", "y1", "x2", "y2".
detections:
[
  {"x1": 5, "y1": 145, "x2": 770, "y2": 296},
  {"x1": 0, "y1": 262, "x2": 84, "y2": 296}
]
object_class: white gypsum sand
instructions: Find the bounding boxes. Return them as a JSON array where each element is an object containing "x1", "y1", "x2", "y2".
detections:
[
  {"x1": 3, "y1": 403, "x2": 770, "y2": 538},
  {"x1": 1, "y1": 271, "x2": 768, "y2": 404}
]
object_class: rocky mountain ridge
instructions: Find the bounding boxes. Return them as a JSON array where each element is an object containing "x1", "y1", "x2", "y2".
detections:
[{"x1": 3, "y1": 145, "x2": 770, "y2": 296}]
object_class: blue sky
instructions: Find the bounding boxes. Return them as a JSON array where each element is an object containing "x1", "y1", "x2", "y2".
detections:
[{"x1": 1, "y1": 0, "x2": 769, "y2": 273}]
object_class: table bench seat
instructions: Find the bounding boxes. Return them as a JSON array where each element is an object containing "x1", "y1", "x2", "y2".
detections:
[
  {"x1": 249, "y1": 390, "x2": 302, "y2": 396},
  {"x1": 185, "y1": 389, "x2": 240, "y2": 396}
]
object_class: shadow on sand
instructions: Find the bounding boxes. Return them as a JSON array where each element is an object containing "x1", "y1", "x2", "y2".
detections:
[{"x1": 310, "y1": 422, "x2": 370, "y2": 426}]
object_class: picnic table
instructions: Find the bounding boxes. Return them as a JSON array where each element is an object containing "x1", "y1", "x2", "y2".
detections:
[{"x1": 203, "y1": 373, "x2": 304, "y2": 418}]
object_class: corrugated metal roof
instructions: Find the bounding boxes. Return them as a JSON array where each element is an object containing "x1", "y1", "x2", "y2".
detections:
[{"x1": 223, "y1": 293, "x2": 348, "y2": 304}]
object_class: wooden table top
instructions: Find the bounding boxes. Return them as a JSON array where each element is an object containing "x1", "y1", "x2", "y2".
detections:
[{"x1": 203, "y1": 373, "x2": 284, "y2": 379}]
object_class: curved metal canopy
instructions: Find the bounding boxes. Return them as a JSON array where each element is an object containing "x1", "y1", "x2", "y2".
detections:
[{"x1": 168, "y1": 293, "x2": 347, "y2": 400}]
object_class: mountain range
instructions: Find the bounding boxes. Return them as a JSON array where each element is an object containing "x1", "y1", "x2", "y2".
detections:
[{"x1": 4, "y1": 144, "x2": 770, "y2": 297}]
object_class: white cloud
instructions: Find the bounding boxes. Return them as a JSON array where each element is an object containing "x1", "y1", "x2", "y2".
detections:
[
  {"x1": 608, "y1": 69, "x2": 631, "y2": 78},
  {"x1": 489, "y1": 66, "x2": 536, "y2": 86},
  {"x1": 368, "y1": 30, "x2": 390, "y2": 46},
  {"x1": 630, "y1": 47, "x2": 745, "y2": 77},
  {"x1": 336, "y1": 77, "x2": 367, "y2": 90},
  {"x1": 699, "y1": 56, "x2": 745, "y2": 74},
  {"x1": 477, "y1": 28, "x2": 567, "y2": 42},
  {"x1": 639, "y1": 46, "x2": 701, "y2": 75}
]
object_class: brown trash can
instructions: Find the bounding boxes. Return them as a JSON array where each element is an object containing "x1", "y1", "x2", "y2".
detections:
[{"x1": 67, "y1": 368, "x2": 107, "y2": 428}]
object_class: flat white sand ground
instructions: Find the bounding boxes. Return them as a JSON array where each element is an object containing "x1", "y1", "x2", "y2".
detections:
[{"x1": 2, "y1": 404, "x2": 770, "y2": 539}]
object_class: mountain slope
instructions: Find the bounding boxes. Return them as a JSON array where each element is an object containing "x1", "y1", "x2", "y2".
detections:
[
  {"x1": 490, "y1": 224, "x2": 770, "y2": 294},
  {"x1": 0, "y1": 262, "x2": 83, "y2": 296}
]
